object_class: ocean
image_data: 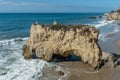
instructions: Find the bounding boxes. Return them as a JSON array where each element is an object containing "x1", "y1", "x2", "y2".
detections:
[{"x1": 0, "y1": 13, "x2": 120, "y2": 80}]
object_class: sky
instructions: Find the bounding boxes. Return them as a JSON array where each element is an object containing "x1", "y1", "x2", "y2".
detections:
[{"x1": 0, "y1": 0, "x2": 120, "y2": 13}]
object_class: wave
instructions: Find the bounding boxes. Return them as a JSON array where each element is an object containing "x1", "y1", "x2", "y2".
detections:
[
  {"x1": 0, "y1": 37, "x2": 49, "y2": 80},
  {"x1": 0, "y1": 37, "x2": 28, "y2": 46},
  {"x1": 0, "y1": 59, "x2": 48, "y2": 80},
  {"x1": 94, "y1": 19, "x2": 114, "y2": 28},
  {"x1": 93, "y1": 19, "x2": 120, "y2": 41}
]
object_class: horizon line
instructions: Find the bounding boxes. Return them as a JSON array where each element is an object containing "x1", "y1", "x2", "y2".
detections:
[{"x1": 0, "y1": 12, "x2": 107, "y2": 14}]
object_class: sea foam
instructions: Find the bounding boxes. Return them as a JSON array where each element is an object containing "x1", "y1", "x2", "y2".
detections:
[
  {"x1": 0, "y1": 59, "x2": 48, "y2": 80},
  {"x1": 0, "y1": 38, "x2": 49, "y2": 80},
  {"x1": 0, "y1": 37, "x2": 28, "y2": 46},
  {"x1": 93, "y1": 19, "x2": 120, "y2": 41},
  {"x1": 94, "y1": 19, "x2": 114, "y2": 28}
]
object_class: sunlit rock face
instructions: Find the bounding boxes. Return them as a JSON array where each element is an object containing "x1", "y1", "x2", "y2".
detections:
[
  {"x1": 23, "y1": 23, "x2": 118, "y2": 69},
  {"x1": 105, "y1": 7, "x2": 120, "y2": 21}
]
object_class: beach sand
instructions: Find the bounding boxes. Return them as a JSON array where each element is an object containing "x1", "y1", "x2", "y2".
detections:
[{"x1": 59, "y1": 62, "x2": 120, "y2": 80}]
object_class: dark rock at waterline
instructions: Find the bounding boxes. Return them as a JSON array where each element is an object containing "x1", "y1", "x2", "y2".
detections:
[
  {"x1": 99, "y1": 16, "x2": 102, "y2": 18},
  {"x1": 14, "y1": 38, "x2": 23, "y2": 42},
  {"x1": 89, "y1": 16, "x2": 97, "y2": 19},
  {"x1": 1, "y1": 72, "x2": 7, "y2": 75},
  {"x1": 0, "y1": 68, "x2": 8, "y2": 75},
  {"x1": 56, "y1": 71, "x2": 64, "y2": 76}
]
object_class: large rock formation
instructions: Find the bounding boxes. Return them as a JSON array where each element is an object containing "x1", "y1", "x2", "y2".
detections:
[
  {"x1": 23, "y1": 23, "x2": 118, "y2": 69},
  {"x1": 105, "y1": 7, "x2": 120, "y2": 21}
]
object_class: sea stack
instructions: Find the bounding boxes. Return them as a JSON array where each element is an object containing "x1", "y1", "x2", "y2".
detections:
[
  {"x1": 105, "y1": 7, "x2": 120, "y2": 21},
  {"x1": 23, "y1": 23, "x2": 118, "y2": 69}
]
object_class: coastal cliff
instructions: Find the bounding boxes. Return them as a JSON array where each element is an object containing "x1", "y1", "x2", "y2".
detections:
[
  {"x1": 105, "y1": 7, "x2": 120, "y2": 21},
  {"x1": 23, "y1": 23, "x2": 118, "y2": 69}
]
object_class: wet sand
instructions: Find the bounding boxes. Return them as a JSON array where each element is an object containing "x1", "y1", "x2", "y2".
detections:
[
  {"x1": 59, "y1": 62, "x2": 120, "y2": 80},
  {"x1": 99, "y1": 31, "x2": 120, "y2": 53},
  {"x1": 115, "y1": 40, "x2": 120, "y2": 53}
]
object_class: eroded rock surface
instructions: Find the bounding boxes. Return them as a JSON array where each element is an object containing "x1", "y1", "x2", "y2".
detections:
[
  {"x1": 105, "y1": 7, "x2": 120, "y2": 21},
  {"x1": 23, "y1": 23, "x2": 118, "y2": 69}
]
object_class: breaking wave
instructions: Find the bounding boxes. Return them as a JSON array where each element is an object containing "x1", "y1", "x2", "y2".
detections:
[{"x1": 0, "y1": 37, "x2": 49, "y2": 80}]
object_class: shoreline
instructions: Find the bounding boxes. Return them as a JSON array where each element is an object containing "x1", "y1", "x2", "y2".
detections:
[{"x1": 99, "y1": 31, "x2": 120, "y2": 53}]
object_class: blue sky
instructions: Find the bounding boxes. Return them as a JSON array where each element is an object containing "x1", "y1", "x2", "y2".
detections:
[{"x1": 0, "y1": 0, "x2": 120, "y2": 13}]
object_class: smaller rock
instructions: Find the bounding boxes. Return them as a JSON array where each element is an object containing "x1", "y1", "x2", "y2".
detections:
[
  {"x1": 89, "y1": 17, "x2": 96, "y2": 19},
  {"x1": 14, "y1": 38, "x2": 23, "y2": 42},
  {"x1": 99, "y1": 16, "x2": 102, "y2": 18},
  {"x1": 1, "y1": 72, "x2": 7, "y2": 75},
  {"x1": 56, "y1": 71, "x2": 64, "y2": 76},
  {"x1": 0, "y1": 68, "x2": 8, "y2": 75},
  {"x1": 117, "y1": 22, "x2": 120, "y2": 25}
]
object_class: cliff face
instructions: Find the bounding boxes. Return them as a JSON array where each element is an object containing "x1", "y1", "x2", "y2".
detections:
[
  {"x1": 105, "y1": 7, "x2": 120, "y2": 21},
  {"x1": 23, "y1": 24, "x2": 118, "y2": 69}
]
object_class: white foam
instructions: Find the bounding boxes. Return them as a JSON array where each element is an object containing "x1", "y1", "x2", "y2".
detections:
[
  {"x1": 92, "y1": 19, "x2": 120, "y2": 41},
  {"x1": 0, "y1": 59, "x2": 48, "y2": 80},
  {"x1": 0, "y1": 37, "x2": 28, "y2": 46},
  {"x1": 94, "y1": 20, "x2": 114, "y2": 28},
  {"x1": 113, "y1": 27, "x2": 120, "y2": 33},
  {"x1": 106, "y1": 28, "x2": 119, "y2": 37},
  {"x1": 0, "y1": 37, "x2": 49, "y2": 80}
]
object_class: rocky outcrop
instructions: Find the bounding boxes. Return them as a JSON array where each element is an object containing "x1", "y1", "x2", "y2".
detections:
[
  {"x1": 23, "y1": 23, "x2": 118, "y2": 69},
  {"x1": 99, "y1": 16, "x2": 102, "y2": 18},
  {"x1": 105, "y1": 7, "x2": 120, "y2": 21},
  {"x1": 89, "y1": 16, "x2": 97, "y2": 19}
]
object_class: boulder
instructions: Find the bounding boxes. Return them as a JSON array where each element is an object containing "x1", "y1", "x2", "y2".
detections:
[
  {"x1": 99, "y1": 16, "x2": 102, "y2": 18},
  {"x1": 23, "y1": 23, "x2": 118, "y2": 69},
  {"x1": 89, "y1": 16, "x2": 96, "y2": 19}
]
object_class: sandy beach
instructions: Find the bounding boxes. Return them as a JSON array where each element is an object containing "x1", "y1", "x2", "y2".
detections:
[{"x1": 58, "y1": 61, "x2": 120, "y2": 80}]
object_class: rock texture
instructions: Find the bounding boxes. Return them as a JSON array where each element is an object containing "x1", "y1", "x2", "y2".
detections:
[
  {"x1": 105, "y1": 7, "x2": 120, "y2": 21},
  {"x1": 23, "y1": 23, "x2": 118, "y2": 69}
]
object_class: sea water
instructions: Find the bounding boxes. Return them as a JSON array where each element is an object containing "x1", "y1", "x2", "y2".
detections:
[{"x1": 0, "y1": 13, "x2": 120, "y2": 80}]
